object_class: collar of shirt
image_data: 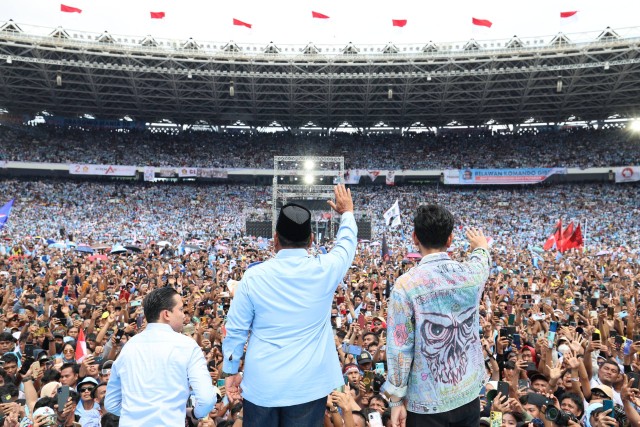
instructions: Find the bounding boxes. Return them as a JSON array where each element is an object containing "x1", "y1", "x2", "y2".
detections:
[
  {"x1": 417, "y1": 252, "x2": 450, "y2": 265},
  {"x1": 275, "y1": 249, "x2": 309, "y2": 259},
  {"x1": 145, "y1": 323, "x2": 175, "y2": 333}
]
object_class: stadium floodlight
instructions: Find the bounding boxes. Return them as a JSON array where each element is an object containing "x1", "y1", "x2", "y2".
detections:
[
  {"x1": 604, "y1": 62, "x2": 610, "y2": 70},
  {"x1": 631, "y1": 120, "x2": 640, "y2": 132},
  {"x1": 556, "y1": 78, "x2": 562, "y2": 93},
  {"x1": 6, "y1": 57, "x2": 11, "y2": 64},
  {"x1": 229, "y1": 81, "x2": 235, "y2": 97},
  {"x1": 56, "y1": 72, "x2": 62, "y2": 87},
  {"x1": 388, "y1": 87, "x2": 393, "y2": 99},
  {"x1": 304, "y1": 159, "x2": 314, "y2": 170},
  {"x1": 304, "y1": 175, "x2": 314, "y2": 184}
]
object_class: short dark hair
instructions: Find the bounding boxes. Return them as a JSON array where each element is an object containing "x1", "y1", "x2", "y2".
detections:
[
  {"x1": 34, "y1": 397, "x2": 56, "y2": 412},
  {"x1": 60, "y1": 363, "x2": 79, "y2": 375},
  {"x1": 0, "y1": 353, "x2": 18, "y2": 365},
  {"x1": 101, "y1": 413, "x2": 120, "y2": 427},
  {"x1": 143, "y1": 287, "x2": 179, "y2": 323},
  {"x1": 277, "y1": 233, "x2": 312, "y2": 249},
  {"x1": 413, "y1": 204, "x2": 454, "y2": 249},
  {"x1": 560, "y1": 392, "x2": 584, "y2": 417},
  {"x1": 42, "y1": 368, "x2": 61, "y2": 384},
  {"x1": 369, "y1": 394, "x2": 388, "y2": 408},
  {"x1": 0, "y1": 383, "x2": 18, "y2": 399}
]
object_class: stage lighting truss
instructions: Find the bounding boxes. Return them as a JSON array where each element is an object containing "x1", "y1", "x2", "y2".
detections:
[{"x1": 272, "y1": 156, "x2": 344, "y2": 238}]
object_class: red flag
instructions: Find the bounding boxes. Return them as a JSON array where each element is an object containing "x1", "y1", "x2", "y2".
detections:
[
  {"x1": 60, "y1": 4, "x2": 82, "y2": 13},
  {"x1": 75, "y1": 329, "x2": 87, "y2": 363},
  {"x1": 558, "y1": 222, "x2": 574, "y2": 252},
  {"x1": 312, "y1": 11, "x2": 330, "y2": 19},
  {"x1": 560, "y1": 11, "x2": 578, "y2": 18},
  {"x1": 150, "y1": 11, "x2": 165, "y2": 19},
  {"x1": 563, "y1": 224, "x2": 584, "y2": 251},
  {"x1": 233, "y1": 18, "x2": 252, "y2": 28},
  {"x1": 392, "y1": 19, "x2": 407, "y2": 27},
  {"x1": 543, "y1": 219, "x2": 562, "y2": 251},
  {"x1": 472, "y1": 17, "x2": 492, "y2": 28}
]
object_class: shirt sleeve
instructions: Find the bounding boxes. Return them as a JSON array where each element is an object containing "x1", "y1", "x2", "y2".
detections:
[
  {"x1": 222, "y1": 278, "x2": 255, "y2": 375},
  {"x1": 103, "y1": 361, "x2": 122, "y2": 416},
  {"x1": 324, "y1": 212, "x2": 358, "y2": 293},
  {"x1": 466, "y1": 247, "x2": 491, "y2": 284},
  {"x1": 381, "y1": 281, "x2": 415, "y2": 398},
  {"x1": 188, "y1": 344, "x2": 216, "y2": 419}
]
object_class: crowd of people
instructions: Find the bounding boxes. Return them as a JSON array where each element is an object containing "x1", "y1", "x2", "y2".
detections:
[
  {"x1": 1, "y1": 124, "x2": 639, "y2": 170},
  {"x1": 0, "y1": 176, "x2": 638, "y2": 426}
]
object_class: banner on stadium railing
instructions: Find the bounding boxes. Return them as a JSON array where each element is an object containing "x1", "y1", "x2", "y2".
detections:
[
  {"x1": 343, "y1": 170, "x2": 361, "y2": 184},
  {"x1": 178, "y1": 168, "x2": 198, "y2": 177},
  {"x1": 69, "y1": 164, "x2": 137, "y2": 176},
  {"x1": 386, "y1": 171, "x2": 396, "y2": 186},
  {"x1": 0, "y1": 161, "x2": 7, "y2": 169},
  {"x1": 197, "y1": 168, "x2": 228, "y2": 179},
  {"x1": 143, "y1": 167, "x2": 155, "y2": 182},
  {"x1": 615, "y1": 166, "x2": 640, "y2": 183},
  {"x1": 443, "y1": 168, "x2": 567, "y2": 185}
]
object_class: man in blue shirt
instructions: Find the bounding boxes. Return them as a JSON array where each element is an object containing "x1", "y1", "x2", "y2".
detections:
[
  {"x1": 105, "y1": 287, "x2": 215, "y2": 426},
  {"x1": 223, "y1": 184, "x2": 357, "y2": 427}
]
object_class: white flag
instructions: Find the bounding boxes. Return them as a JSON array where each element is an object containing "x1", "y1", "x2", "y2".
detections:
[
  {"x1": 390, "y1": 215, "x2": 402, "y2": 229},
  {"x1": 383, "y1": 200, "x2": 400, "y2": 226}
]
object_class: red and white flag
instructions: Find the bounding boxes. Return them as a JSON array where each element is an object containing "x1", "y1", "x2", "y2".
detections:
[
  {"x1": 392, "y1": 19, "x2": 407, "y2": 28},
  {"x1": 150, "y1": 11, "x2": 165, "y2": 19},
  {"x1": 233, "y1": 18, "x2": 252, "y2": 28},
  {"x1": 75, "y1": 329, "x2": 87, "y2": 363},
  {"x1": 472, "y1": 17, "x2": 492, "y2": 28},
  {"x1": 312, "y1": 11, "x2": 330, "y2": 19},
  {"x1": 560, "y1": 11, "x2": 579, "y2": 25},
  {"x1": 60, "y1": 4, "x2": 82, "y2": 13}
]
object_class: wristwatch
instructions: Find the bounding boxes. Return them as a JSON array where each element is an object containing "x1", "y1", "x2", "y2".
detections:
[
  {"x1": 388, "y1": 399, "x2": 404, "y2": 408},
  {"x1": 220, "y1": 371, "x2": 242, "y2": 379}
]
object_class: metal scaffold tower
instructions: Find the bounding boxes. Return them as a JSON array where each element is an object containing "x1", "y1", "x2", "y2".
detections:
[{"x1": 272, "y1": 156, "x2": 344, "y2": 239}]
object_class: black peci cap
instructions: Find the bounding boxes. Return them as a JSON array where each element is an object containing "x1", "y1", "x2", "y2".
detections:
[{"x1": 276, "y1": 204, "x2": 312, "y2": 242}]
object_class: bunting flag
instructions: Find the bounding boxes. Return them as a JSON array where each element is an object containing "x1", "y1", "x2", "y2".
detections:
[
  {"x1": 472, "y1": 17, "x2": 492, "y2": 28},
  {"x1": 386, "y1": 171, "x2": 396, "y2": 186},
  {"x1": 233, "y1": 18, "x2": 252, "y2": 28},
  {"x1": 312, "y1": 11, "x2": 330, "y2": 19},
  {"x1": 0, "y1": 199, "x2": 13, "y2": 231},
  {"x1": 75, "y1": 328, "x2": 87, "y2": 363},
  {"x1": 150, "y1": 12, "x2": 166, "y2": 19},
  {"x1": 392, "y1": 19, "x2": 407, "y2": 27},
  {"x1": 60, "y1": 4, "x2": 82, "y2": 13}
]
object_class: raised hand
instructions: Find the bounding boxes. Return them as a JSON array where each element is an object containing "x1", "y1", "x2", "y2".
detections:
[{"x1": 327, "y1": 184, "x2": 354, "y2": 215}]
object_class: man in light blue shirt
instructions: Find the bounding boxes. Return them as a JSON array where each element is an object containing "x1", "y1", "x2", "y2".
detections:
[
  {"x1": 223, "y1": 184, "x2": 357, "y2": 427},
  {"x1": 104, "y1": 287, "x2": 215, "y2": 427}
]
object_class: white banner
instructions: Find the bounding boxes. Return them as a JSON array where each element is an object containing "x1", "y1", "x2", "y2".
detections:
[
  {"x1": 178, "y1": 168, "x2": 198, "y2": 177},
  {"x1": 0, "y1": 161, "x2": 7, "y2": 169},
  {"x1": 143, "y1": 167, "x2": 155, "y2": 182},
  {"x1": 386, "y1": 171, "x2": 396, "y2": 186},
  {"x1": 343, "y1": 170, "x2": 361, "y2": 184},
  {"x1": 69, "y1": 164, "x2": 137, "y2": 176},
  {"x1": 197, "y1": 168, "x2": 228, "y2": 179},
  {"x1": 615, "y1": 166, "x2": 640, "y2": 183}
]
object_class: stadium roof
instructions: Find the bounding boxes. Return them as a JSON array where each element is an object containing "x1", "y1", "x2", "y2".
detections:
[{"x1": 1, "y1": 21, "x2": 640, "y2": 128}]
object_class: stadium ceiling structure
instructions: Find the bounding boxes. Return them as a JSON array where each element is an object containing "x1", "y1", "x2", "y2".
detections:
[{"x1": 0, "y1": 20, "x2": 640, "y2": 129}]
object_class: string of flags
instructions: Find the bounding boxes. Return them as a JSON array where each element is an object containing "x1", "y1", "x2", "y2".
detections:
[{"x1": 59, "y1": 4, "x2": 580, "y2": 30}]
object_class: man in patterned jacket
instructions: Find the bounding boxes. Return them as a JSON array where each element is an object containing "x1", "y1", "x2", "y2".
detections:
[{"x1": 382, "y1": 204, "x2": 490, "y2": 427}]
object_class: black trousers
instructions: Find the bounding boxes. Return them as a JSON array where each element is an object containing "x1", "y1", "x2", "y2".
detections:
[{"x1": 406, "y1": 398, "x2": 480, "y2": 427}]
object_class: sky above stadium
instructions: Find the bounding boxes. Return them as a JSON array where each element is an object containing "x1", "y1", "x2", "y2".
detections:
[{"x1": 2, "y1": 0, "x2": 640, "y2": 46}]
